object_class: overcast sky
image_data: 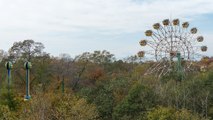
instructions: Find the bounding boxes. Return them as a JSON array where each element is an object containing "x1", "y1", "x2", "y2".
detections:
[{"x1": 0, "y1": 0, "x2": 213, "y2": 58}]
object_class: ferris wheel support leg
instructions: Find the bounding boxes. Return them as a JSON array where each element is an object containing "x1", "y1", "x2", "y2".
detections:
[{"x1": 177, "y1": 53, "x2": 184, "y2": 81}]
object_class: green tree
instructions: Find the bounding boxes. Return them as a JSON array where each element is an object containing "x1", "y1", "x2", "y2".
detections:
[
  {"x1": 51, "y1": 93, "x2": 99, "y2": 120},
  {"x1": 113, "y1": 83, "x2": 157, "y2": 120},
  {"x1": 79, "y1": 83, "x2": 115, "y2": 120},
  {"x1": 147, "y1": 106, "x2": 208, "y2": 120},
  {"x1": 0, "y1": 105, "x2": 16, "y2": 120}
]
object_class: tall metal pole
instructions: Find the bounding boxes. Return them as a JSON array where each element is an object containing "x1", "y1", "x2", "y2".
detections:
[
  {"x1": 5, "y1": 62, "x2": 12, "y2": 94},
  {"x1": 62, "y1": 76, "x2": 64, "y2": 93},
  {"x1": 7, "y1": 69, "x2": 10, "y2": 93},
  {"x1": 176, "y1": 52, "x2": 184, "y2": 81},
  {"x1": 24, "y1": 62, "x2": 32, "y2": 101}
]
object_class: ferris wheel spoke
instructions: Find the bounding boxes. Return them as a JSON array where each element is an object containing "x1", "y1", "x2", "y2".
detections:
[
  {"x1": 156, "y1": 30, "x2": 165, "y2": 39},
  {"x1": 146, "y1": 42, "x2": 158, "y2": 49},
  {"x1": 158, "y1": 27, "x2": 167, "y2": 37},
  {"x1": 153, "y1": 31, "x2": 166, "y2": 41},
  {"x1": 149, "y1": 36, "x2": 159, "y2": 44},
  {"x1": 151, "y1": 34, "x2": 160, "y2": 42},
  {"x1": 161, "y1": 26, "x2": 170, "y2": 37}
]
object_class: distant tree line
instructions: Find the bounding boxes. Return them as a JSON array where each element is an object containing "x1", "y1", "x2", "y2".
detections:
[{"x1": 0, "y1": 39, "x2": 213, "y2": 120}]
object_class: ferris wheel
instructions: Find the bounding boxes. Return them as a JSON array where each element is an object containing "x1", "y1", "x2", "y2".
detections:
[{"x1": 138, "y1": 19, "x2": 207, "y2": 77}]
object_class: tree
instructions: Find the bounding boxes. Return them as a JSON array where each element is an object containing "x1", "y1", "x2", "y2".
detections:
[
  {"x1": 0, "y1": 105, "x2": 16, "y2": 120},
  {"x1": 93, "y1": 86, "x2": 114, "y2": 120},
  {"x1": 51, "y1": 93, "x2": 99, "y2": 120},
  {"x1": 9, "y1": 40, "x2": 45, "y2": 62},
  {"x1": 147, "y1": 106, "x2": 208, "y2": 120},
  {"x1": 0, "y1": 49, "x2": 8, "y2": 62},
  {"x1": 31, "y1": 53, "x2": 53, "y2": 93},
  {"x1": 75, "y1": 50, "x2": 115, "y2": 64},
  {"x1": 123, "y1": 55, "x2": 142, "y2": 63},
  {"x1": 113, "y1": 83, "x2": 157, "y2": 120},
  {"x1": 50, "y1": 53, "x2": 74, "y2": 92},
  {"x1": 79, "y1": 82, "x2": 115, "y2": 120}
]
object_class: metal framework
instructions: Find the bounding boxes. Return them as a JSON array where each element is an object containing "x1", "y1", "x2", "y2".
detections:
[{"x1": 138, "y1": 19, "x2": 207, "y2": 78}]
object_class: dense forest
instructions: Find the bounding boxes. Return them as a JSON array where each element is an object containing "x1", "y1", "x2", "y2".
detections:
[{"x1": 0, "y1": 39, "x2": 213, "y2": 120}]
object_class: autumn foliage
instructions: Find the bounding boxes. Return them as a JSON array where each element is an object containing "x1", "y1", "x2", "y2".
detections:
[{"x1": 0, "y1": 40, "x2": 213, "y2": 119}]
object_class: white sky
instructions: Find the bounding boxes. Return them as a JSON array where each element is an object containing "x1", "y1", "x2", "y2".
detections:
[{"x1": 0, "y1": 0, "x2": 213, "y2": 58}]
